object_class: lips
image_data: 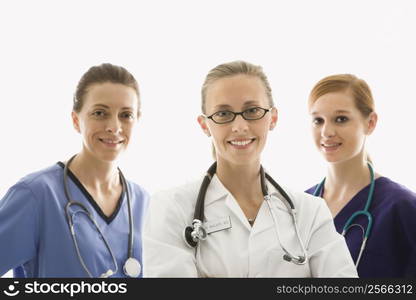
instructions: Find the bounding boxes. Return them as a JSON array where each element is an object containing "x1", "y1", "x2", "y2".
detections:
[
  {"x1": 99, "y1": 138, "x2": 124, "y2": 146},
  {"x1": 321, "y1": 141, "x2": 342, "y2": 152},
  {"x1": 227, "y1": 138, "x2": 256, "y2": 149}
]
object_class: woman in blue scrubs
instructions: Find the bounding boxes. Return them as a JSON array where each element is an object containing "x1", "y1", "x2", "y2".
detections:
[
  {"x1": 0, "y1": 63, "x2": 149, "y2": 277},
  {"x1": 305, "y1": 74, "x2": 416, "y2": 277}
]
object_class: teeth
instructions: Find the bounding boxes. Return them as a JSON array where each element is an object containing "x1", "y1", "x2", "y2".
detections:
[
  {"x1": 323, "y1": 143, "x2": 340, "y2": 147},
  {"x1": 101, "y1": 139, "x2": 121, "y2": 144},
  {"x1": 230, "y1": 139, "x2": 252, "y2": 146}
]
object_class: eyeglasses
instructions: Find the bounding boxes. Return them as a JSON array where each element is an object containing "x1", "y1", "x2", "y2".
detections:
[{"x1": 205, "y1": 107, "x2": 272, "y2": 124}]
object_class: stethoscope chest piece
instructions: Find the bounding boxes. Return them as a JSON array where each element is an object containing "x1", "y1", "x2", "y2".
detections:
[
  {"x1": 123, "y1": 257, "x2": 141, "y2": 277},
  {"x1": 184, "y1": 226, "x2": 198, "y2": 248},
  {"x1": 64, "y1": 154, "x2": 139, "y2": 278},
  {"x1": 185, "y1": 162, "x2": 308, "y2": 265},
  {"x1": 183, "y1": 219, "x2": 207, "y2": 248}
]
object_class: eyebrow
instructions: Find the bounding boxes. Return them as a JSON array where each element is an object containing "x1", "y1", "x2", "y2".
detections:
[
  {"x1": 213, "y1": 100, "x2": 261, "y2": 110},
  {"x1": 92, "y1": 104, "x2": 134, "y2": 110},
  {"x1": 310, "y1": 109, "x2": 351, "y2": 115}
]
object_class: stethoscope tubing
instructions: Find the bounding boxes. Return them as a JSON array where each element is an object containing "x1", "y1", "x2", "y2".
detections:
[
  {"x1": 187, "y1": 162, "x2": 307, "y2": 265},
  {"x1": 313, "y1": 162, "x2": 375, "y2": 267},
  {"x1": 264, "y1": 195, "x2": 307, "y2": 265},
  {"x1": 65, "y1": 203, "x2": 119, "y2": 277},
  {"x1": 63, "y1": 155, "x2": 135, "y2": 277}
]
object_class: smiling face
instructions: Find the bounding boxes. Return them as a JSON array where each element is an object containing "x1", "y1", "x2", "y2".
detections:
[
  {"x1": 72, "y1": 82, "x2": 139, "y2": 162},
  {"x1": 198, "y1": 74, "x2": 277, "y2": 167},
  {"x1": 309, "y1": 91, "x2": 377, "y2": 164}
]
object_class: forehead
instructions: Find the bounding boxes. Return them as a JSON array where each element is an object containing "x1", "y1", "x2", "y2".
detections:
[
  {"x1": 310, "y1": 91, "x2": 357, "y2": 114},
  {"x1": 205, "y1": 75, "x2": 268, "y2": 110},
  {"x1": 84, "y1": 82, "x2": 139, "y2": 109}
]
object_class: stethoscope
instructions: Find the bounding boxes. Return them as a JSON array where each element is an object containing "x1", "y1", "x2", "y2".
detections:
[
  {"x1": 183, "y1": 162, "x2": 308, "y2": 265},
  {"x1": 63, "y1": 155, "x2": 141, "y2": 278},
  {"x1": 313, "y1": 162, "x2": 375, "y2": 267}
]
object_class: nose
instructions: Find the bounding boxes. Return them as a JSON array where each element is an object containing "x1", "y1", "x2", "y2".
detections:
[
  {"x1": 321, "y1": 122, "x2": 335, "y2": 138},
  {"x1": 105, "y1": 116, "x2": 122, "y2": 134},
  {"x1": 231, "y1": 114, "x2": 249, "y2": 133}
]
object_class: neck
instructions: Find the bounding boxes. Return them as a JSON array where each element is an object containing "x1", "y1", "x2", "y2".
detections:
[
  {"x1": 324, "y1": 154, "x2": 371, "y2": 198},
  {"x1": 216, "y1": 158, "x2": 262, "y2": 203},
  {"x1": 67, "y1": 150, "x2": 120, "y2": 192}
]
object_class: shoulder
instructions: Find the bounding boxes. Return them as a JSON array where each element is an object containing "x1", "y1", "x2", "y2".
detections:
[
  {"x1": 127, "y1": 180, "x2": 149, "y2": 198},
  {"x1": 1, "y1": 163, "x2": 62, "y2": 213},
  {"x1": 375, "y1": 177, "x2": 416, "y2": 207},
  {"x1": 10, "y1": 163, "x2": 63, "y2": 195},
  {"x1": 126, "y1": 180, "x2": 151, "y2": 213},
  {"x1": 373, "y1": 178, "x2": 416, "y2": 220},
  {"x1": 275, "y1": 184, "x2": 327, "y2": 214},
  {"x1": 145, "y1": 178, "x2": 203, "y2": 229},
  {"x1": 150, "y1": 178, "x2": 204, "y2": 213},
  {"x1": 376, "y1": 177, "x2": 416, "y2": 195},
  {"x1": 272, "y1": 185, "x2": 334, "y2": 237},
  {"x1": 152, "y1": 178, "x2": 203, "y2": 203}
]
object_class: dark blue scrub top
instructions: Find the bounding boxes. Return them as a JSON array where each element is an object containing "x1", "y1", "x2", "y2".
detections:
[{"x1": 306, "y1": 177, "x2": 416, "y2": 278}]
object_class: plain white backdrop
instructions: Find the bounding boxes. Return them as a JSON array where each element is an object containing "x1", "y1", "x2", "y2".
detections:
[{"x1": 1, "y1": 0, "x2": 416, "y2": 277}]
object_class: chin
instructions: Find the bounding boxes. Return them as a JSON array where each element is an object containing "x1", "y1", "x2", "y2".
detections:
[
  {"x1": 325, "y1": 156, "x2": 353, "y2": 165},
  {"x1": 322, "y1": 154, "x2": 339, "y2": 163},
  {"x1": 228, "y1": 155, "x2": 261, "y2": 167},
  {"x1": 96, "y1": 151, "x2": 122, "y2": 163}
]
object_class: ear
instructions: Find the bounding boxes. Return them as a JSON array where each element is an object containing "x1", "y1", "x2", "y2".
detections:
[
  {"x1": 197, "y1": 115, "x2": 211, "y2": 137},
  {"x1": 366, "y1": 112, "x2": 378, "y2": 135},
  {"x1": 269, "y1": 107, "x2": 278, "y2": 130},
  {"x1": 71, "y1": 111, "x2": 81, "y2": 133}
]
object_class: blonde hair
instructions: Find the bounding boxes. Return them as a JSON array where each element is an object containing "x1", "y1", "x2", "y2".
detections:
[
  {"x1": 309, "y1": 74, "x2": 375, "y2": 163},
  {"x1": 201, "y1": 61, "x2": 274, "y2": 160},
  {"x1": 201, "y1": 60, "x2": 274, "y2": 114}
]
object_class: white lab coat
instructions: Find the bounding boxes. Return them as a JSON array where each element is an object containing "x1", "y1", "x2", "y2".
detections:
[{"x1": 143, "y1": 174, "x2": 357, "y2": 277}]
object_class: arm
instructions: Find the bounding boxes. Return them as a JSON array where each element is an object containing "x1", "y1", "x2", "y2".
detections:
[
  {"x1": 0, "y1": 183, "x2": 40, "y2": 276},
  {"x1": 143, "y1": 191, "x2": 198, "y2": 277},
  {"x1": 394, "y1": 194, "x2": 416, "y2": 276},
  {"x1": 307, "y1": 199, "x2": 358, "y2": 277}
]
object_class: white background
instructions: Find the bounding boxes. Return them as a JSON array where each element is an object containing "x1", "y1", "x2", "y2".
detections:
[{"x1": 1, "y1": 0, "x2": 416, "y2": 277}]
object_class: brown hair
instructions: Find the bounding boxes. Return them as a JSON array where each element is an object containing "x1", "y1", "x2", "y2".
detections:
[
  {"x1": 73, "y1": 63, "x2": 141, "y2": 117},
  {"x1": 201, "y1": 60, "x2": 274, "y2": 114},
  {"x1": 309, "y1": 74, "x2": 374, "y2": 118}
]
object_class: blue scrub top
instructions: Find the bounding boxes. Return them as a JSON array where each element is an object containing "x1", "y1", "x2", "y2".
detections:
[
  {"x1": 306, "y1": 177, "x2": 416, "y2": 278},
  {"x1": 0, "y1": 163, "x2": 149, "y2": 278}
]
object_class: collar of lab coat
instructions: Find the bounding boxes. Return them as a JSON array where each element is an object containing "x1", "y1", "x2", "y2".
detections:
[
  {"x1": 204, "y1": 174, "x2": 229, "y2": 206},
  {"x1": 204, "y1": 173, "x2": 291, "y2": 213}
]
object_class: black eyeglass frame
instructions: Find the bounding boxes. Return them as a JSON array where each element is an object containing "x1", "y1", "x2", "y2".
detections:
[{"x1": 204, "y1": 107, "x2": 272, "y2": 124}]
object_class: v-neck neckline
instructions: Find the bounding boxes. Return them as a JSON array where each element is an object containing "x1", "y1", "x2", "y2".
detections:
[
  {"x1": 57, "y1": 162, "x2": 125, "y2": 224},
  {"x1": 318, "y1": 177, "x2": 385, "y2": 220}
]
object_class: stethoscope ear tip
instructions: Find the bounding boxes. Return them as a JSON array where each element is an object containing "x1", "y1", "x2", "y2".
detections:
[
  {"x1": 283, "y1": 254, "x2": 306, "y2": 264},
  {"x1": 100, "y1": 269, "x2": 114, "y2": 278},
  {"x1": 283, "y1": 254, "x2": 292, "y2": 262}
]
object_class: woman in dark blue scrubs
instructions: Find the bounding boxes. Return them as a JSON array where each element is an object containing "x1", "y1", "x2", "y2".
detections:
[{"x1": 305, "y1": 74, "x2": 416, "y2": 277}]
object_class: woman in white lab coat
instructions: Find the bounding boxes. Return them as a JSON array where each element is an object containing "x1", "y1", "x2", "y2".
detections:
[{"x1": 143, "y1": 61, "x2": 357, "y2": 277}]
